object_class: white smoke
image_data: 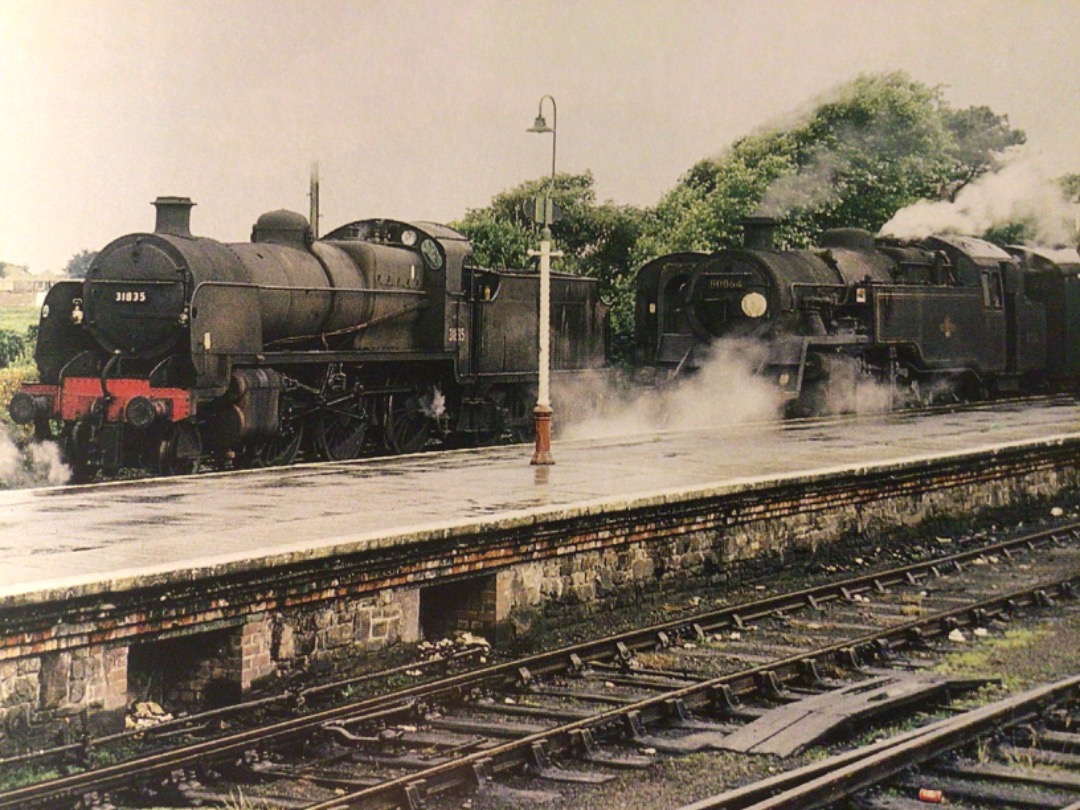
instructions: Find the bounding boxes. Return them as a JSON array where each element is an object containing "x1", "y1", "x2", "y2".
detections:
[
  {"x1": 0, "y1": 427, "x2": 71, "y2": 488},
  {"x1": 421, "y1": 386, "x2": 446, "y2": 418},
  {"x1": 557, "y1": 340, "x2": 785, "y2": 441},
  {"x1": 880, "y1": 149, "x2": 1078, "y2": 246},
  {"x1": 818, "y1": 376, "x2": 894, "y2": 416},
  {"x1": 757, "y1": 149, "x2": 844, "y2": 218}
]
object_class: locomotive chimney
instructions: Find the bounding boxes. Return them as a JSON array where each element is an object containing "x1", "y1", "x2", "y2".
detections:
[
  {"x1": 152, "y1": 196, "x2": 196, "y2": 237},
  {"x1": 742, "y1": 216, "x2": 778, "y2": 251}
]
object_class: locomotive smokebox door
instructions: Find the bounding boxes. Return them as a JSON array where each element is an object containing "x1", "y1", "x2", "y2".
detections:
[{"x1": 84, "y1": 236, "x2": 191, "y2": 359}]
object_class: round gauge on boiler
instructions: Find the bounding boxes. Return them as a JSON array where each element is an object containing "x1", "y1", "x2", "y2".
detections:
[
  {"x1": 400, "y1": 229, "x2": 417, "y2": 247},
  {"x1": 421, "y1": 239, "x2": 443, "y2": 270}
]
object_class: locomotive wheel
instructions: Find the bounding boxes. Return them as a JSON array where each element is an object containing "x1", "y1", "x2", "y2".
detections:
[
  {"x1": 156, "y1": 422, "x2": 202, "y2": 476},
  {"x1": 315, "y1": 403, "x2": 370, "y2": 461},
  {"x1": 68, "y1": 461, "x2": 100, "y2": 485},
  {"x1": 33, "y1": 415, "x2": 60, "y2": 443},
  {"x1": 465, "y1": 389, "x2": 511, "y2": 447},
  {"x1": 243, "y1": 420, "x2": 305, "y2": 468},
  {"x1": 385, "y1": 392, "x2": 432, "y2": 455},
  {"x1": 954, "y1": 371, "x2": 988, "y2": 403},
  {"x1": 790, "y1": 381, "x2": 830, "y2": 418},
  {"x1": 62, "y1": 422, "x2": 99, "y2": 484}
]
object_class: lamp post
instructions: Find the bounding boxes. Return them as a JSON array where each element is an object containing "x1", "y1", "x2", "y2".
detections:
[{"x1": 527, "y1": 95, "x2": 559, "y2": 465}]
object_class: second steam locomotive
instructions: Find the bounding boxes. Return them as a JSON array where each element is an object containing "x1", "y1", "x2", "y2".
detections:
[
  {"x1": 635, "y1": 217, "x2": 1080, "y2": 415},
  {"x1": 10, "y1": 198, "x2": 607, "y2": 479}
]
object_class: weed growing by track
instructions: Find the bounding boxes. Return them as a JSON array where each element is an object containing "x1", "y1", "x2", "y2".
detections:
[
  {"x1": 0, "y1": 764, "x2": 61, "y2": 793},
  {"x1": 933, "y1": 624, "x2": 1061, "y2": 691}
]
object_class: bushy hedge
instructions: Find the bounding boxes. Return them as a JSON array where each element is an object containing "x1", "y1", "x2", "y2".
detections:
[
  {"x1": 0, "y1": 365, "x2": 33, "y2": 436},
  {"x1": 0, "y1": 330, "x2": 27, "y2": 368},
  {"x1": 0, "y1": 326, "x2": 36, "y2": 436}
]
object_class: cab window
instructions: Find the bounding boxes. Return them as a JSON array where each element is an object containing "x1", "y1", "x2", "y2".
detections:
[{"x1": 981, "y1": 268, "x2": 1003, "y2": 309}]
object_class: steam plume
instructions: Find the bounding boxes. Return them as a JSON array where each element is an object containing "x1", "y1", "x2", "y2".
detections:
[
  {"x1": 557, "y1": 340, "x2": 785, "y2": 441},
  {"x1": 0, "y1": 428, "x2": 71, "y2": 488},
  {"x1": 880, "y1": 149, "x2": 1078, "y2": 246},
  {"x1": 757, "y1": 149, "x2": 844, "y2": 217}
]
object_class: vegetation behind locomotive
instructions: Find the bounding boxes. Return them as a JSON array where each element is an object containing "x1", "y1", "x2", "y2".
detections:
[
  {"x1": 10, "y1": 198, "x2": 608, "y2": 479},
  {"x1": 635, "y1": 217, "x2": 1080, "y2": 415}
]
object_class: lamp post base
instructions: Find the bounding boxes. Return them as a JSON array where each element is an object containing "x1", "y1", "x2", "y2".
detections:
[{"x1": 531, "y1": 404, "x2": 555, "y2": 465}]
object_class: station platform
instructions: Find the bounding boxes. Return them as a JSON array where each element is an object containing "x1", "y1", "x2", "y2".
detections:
[{"x1": 3, "y1": 397, "x2": 1080, "y2": 608}]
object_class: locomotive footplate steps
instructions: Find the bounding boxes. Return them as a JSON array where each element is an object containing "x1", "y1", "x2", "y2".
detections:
[{"x1": 4, "y1": 398, "x2": 1080, "y2": 745}]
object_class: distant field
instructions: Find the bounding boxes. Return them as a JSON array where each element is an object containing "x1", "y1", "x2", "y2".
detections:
[{"x1": 0, "y1": 306, "x2": 39, "y2": 334}]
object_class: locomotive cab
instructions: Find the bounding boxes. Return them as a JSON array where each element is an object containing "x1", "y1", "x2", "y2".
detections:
[{"x1": 634, "y1": 252, "x2": 706, "y2": 371}]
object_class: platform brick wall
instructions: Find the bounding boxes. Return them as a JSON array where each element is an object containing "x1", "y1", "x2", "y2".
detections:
[
  {"x1": 238, "y1": 618, "x2": 274, "y2": 691},
  {"x1": 0, "y1": 643, "x2": 128, "y2": 752},
  {"x1": 271, "y1": 587, "x2": 420, "y2": 671},
  {"x1": 493, "y1": 452, "x2": 1080, "y2": 634}
]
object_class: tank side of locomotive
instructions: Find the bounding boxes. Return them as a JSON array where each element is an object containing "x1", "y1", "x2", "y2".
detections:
[{"x1": 869, "y1": 234, "x2": 1046, "y2": 400}]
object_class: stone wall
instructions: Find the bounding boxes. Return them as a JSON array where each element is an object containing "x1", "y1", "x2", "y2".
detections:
[
  {"x1": 0, "y1": 586, "x2": 420, "y2": 754},
  {"x1": 1, "y1": 645, "x2": 129, "y2": 746},
  {"x1": 493, "y1": 446, "x2": 1080, "y2": 633}
]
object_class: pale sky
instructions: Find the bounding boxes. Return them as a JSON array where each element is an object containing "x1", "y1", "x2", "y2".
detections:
[{"x1": 1, "y1": 0, "x2": 1078, "y2": 273}]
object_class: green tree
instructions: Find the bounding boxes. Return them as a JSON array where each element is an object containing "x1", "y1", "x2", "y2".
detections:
[
  {"x1": 982, "y1": 221, "x2": 1033, "y2": 246},
  {"x1": 635, "y1": 71, "x2": 1025, "y2": 261},
  {"x1": 1061, "y1": 173, "x2": 1080, "y2": 203},
  {"x1": 452, "y1": 171, "x2": 645, "y2": 361},
  {"x1": 942, "y1": 105, "x2": 1026, "y2": 200},
  {"x1": 64, "y1": 249, "x2": 97, "y2": 278},
  {"x1": 0, "y1": 330, "x2": 26, "y2": 368}
]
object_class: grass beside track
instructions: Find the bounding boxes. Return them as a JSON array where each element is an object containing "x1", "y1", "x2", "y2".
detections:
[{"x1": 0, "y1": 306, "x2": 37, "y2": 334}]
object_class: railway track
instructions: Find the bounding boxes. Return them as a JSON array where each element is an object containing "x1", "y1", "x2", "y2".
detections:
[{"x1": 3, "y1": 521, "x2": 1079, "y2": 809}]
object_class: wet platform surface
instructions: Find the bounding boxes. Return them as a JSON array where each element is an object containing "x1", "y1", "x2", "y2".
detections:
[{"x1": 3, "y1": 398, "x2": 1080, "y2": 605}]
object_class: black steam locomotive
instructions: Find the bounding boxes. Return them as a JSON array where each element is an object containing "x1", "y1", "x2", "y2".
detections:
[
  {"x1": 635, "y1": 217, "x2": 1080, "y2": 414},
  {"x1": 10, "y1": 198, "x2": 607, "y2": 479}
]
